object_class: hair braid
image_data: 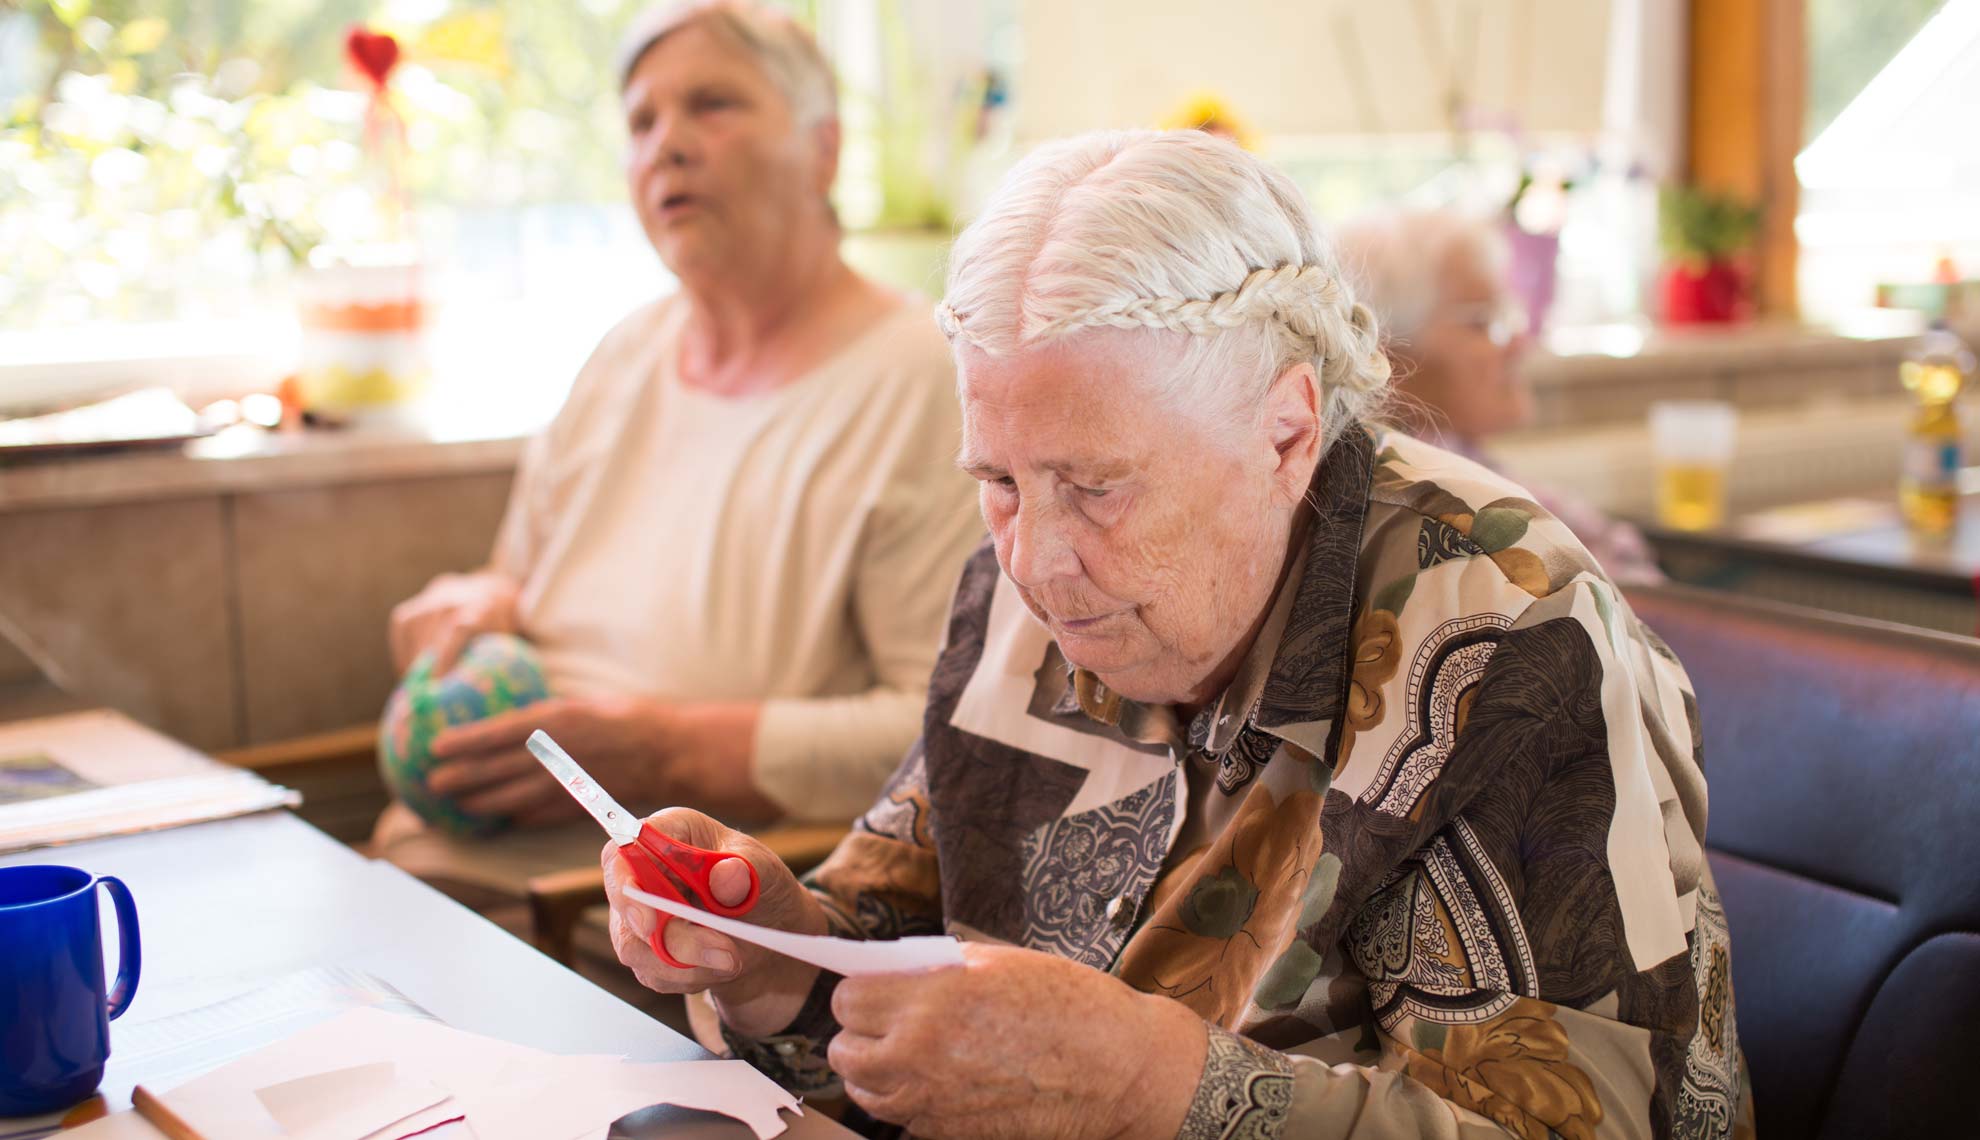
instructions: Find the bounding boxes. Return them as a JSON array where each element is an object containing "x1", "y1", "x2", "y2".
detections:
[
  {"x1": 971, "y1": 262, "x2": 1391, "y2": 416},
  {"x1": 938, "y1": 130, "x2": 1395, "y2": 455}
]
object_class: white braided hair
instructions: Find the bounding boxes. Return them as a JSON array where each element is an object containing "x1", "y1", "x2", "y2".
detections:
[{"x1": 938, "y1": 130, "x2": 1391, "y2": 456}]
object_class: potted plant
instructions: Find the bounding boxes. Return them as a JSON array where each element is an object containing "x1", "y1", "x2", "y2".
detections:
[{"x1": 1658, "y1": 185, "x2": 1761, "y2": 324}]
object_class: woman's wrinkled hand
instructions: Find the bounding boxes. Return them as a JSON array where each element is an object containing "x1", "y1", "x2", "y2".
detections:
[
  {"x1": 602, "y1": 807, "x2": 828, "y2": 1037},
  {"x1": 389, "y1": 570, "x2": 521, "y2": 676},
  {"x1": 425, "y1": 695, "x2": 659, "y2": 826},
  {"x1": 828, "y1": 942, "x2": 1209, "y2": 1139}
]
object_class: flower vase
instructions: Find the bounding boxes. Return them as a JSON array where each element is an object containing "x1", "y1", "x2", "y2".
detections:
[
  {"x1": 1659, "y1": 258, "x2": 1749, "y2": 324},
  {"x1": 1503, "y1": 221, "x2": 1560, "y2": 335},
  {"x1": 293, "y1": 253, "x2": 429, "y2": 423}
]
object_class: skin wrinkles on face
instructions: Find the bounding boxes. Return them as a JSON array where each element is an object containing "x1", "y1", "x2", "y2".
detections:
[
  {"x1": 621, "y1": 23, "x2": 831, "y2": 286},
  {"x1": 1395, "y1": 242, "x2": 1534, "y2": 444},
  {"x1": 957, "y1": 328, "x2": 1321, "y2": 709}
]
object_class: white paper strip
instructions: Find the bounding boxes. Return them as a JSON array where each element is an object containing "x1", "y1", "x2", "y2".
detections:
[{"x1": 624, "y1": 888, "x2": 965, "y2": 977}]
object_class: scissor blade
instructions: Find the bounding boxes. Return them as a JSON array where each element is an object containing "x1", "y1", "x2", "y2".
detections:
[{"x1": 525, "y1": 730, "x2": 641, "y2": 845}]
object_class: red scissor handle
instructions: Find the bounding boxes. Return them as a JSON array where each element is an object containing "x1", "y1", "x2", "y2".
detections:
[{"x1": 623, "y1": 823, "x2": 761, "y2": 970}]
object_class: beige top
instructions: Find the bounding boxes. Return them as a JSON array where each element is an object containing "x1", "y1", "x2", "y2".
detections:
[{"x1": 492, "y1": 293, "x2": 981, "y2": 820}]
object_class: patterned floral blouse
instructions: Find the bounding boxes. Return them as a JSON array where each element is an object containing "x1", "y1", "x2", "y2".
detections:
[{"x1": 723, "y1": 427, "x2": 1755, "y2": 1140}]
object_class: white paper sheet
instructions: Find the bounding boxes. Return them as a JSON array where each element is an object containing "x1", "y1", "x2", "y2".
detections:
[{"x1": 624, "y1": 888, "x2": 966, "y2": 976}]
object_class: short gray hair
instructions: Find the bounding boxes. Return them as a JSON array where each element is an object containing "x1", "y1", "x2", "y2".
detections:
[
  {"x1": 938, "y1": 130, "x2": 1390, "y2": 457},
  {"x1": 1333, "y1": 207, "x2": 1508, "y2": 343},
  {"x1": 617, "y1": 1, "x2": 838, "y2": 128}
]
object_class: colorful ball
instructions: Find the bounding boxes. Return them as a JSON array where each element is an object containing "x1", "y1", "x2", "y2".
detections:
[{"x1": 377, "y1": 632, "x2": 550, "y2": 837}]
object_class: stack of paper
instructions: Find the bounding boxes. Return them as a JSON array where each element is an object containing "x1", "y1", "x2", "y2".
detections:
[
  {"x1": 0, "y1": 711, "x2": 297, "y2": 854},
  {"x1": 65, "y1": 1008, "x2": 802, "y2": 1140}
]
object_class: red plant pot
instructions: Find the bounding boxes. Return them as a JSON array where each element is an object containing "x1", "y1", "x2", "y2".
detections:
[{"x1": 1660, "y1": 258, "x2": 1750, "y2": 324}]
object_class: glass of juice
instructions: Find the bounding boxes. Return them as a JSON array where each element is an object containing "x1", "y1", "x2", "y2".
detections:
[{"x1": 1649, "y1": 400, "x2": 1737, "y2": 531}]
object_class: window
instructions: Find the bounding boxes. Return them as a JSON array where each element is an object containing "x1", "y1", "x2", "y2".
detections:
[
  {"x1": 1, "y1": 0, "x2": 1020, "y2": 422},
  {"x1": 1796, "y1": 0, "x2": 1978, "y2": 324},
  {"x1": 1, "y1": 0, "x2": 679, "y2": 420}
]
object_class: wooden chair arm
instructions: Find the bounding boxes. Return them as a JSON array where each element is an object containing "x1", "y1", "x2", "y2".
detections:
[
  {"x1": 216, "y1": 723, "x2": 379, "y2": 772},
  {"x1": 526, "y1": 822, "x2": 850, "y2": 965},
  {"x1": 526, "y1": 865, "x2": 610, "y2": 961},
  {"x1": 749, "y1": 822, "x2": 853, "y2": 874},
  {"x1": 217, "y1": 723, "x2": 386, "y2": 846}
]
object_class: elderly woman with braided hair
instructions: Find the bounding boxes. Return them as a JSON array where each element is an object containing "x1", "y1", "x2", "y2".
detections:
[{"x1": 602, "y1": 130, "x2": 1752, "y2": 1140}]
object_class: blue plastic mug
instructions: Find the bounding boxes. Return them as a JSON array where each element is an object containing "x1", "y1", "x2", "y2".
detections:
[{"x1": 0, "y1": 864, "x2": 141, "y2": 1116}]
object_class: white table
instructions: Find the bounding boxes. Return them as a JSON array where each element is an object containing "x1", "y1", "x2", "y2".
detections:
[{"x1": 0, "y1": 812, "x2": 849, "y2": 1138}]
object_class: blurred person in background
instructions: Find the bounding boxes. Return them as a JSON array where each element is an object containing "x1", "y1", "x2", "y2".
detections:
[
  {"x1": 370, "y1": 0, "x2": 980, "y2": 906},
  {"x1": 1337, "y1": 207, "x2": 1662, "y2": 584}
]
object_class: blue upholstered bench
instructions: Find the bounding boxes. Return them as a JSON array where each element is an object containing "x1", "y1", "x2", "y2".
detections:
[{"x1": 1626, "y1": 584, "x2": 1980, "y2": 1139}]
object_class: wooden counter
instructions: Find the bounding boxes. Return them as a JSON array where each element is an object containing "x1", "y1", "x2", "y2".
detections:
[{"x1": 0, "y1": 421, "x2": 523, "y2": 752}]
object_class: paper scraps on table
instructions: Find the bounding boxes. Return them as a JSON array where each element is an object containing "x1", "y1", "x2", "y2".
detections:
[
  {"x1": 624, "y1": 887, "x2": 966, "y2": 976},
  {"x1": 469, "y1": 1053, "x2": 799, "y2": 1140},
  {"x1": 254, "y1": 1063, "x2": 449, "y2": 1140},
  {"x1": 61, "y1": 1007, "x2": 802, "y2": 1140}
]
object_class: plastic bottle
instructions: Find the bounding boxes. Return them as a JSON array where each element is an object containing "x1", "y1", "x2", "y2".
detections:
[{"x1": 1898, "y1": 328, "x2": 1972, "y2": 537}]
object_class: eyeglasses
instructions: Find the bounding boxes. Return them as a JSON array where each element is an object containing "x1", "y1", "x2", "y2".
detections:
[{"x1": 1440, "y1": 301, "x2": 1530, "y2": 348}]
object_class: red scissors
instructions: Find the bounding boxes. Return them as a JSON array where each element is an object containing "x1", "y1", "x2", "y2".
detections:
[{"x1": 526, "y1": 730, "x2": 760, "y2": 969}]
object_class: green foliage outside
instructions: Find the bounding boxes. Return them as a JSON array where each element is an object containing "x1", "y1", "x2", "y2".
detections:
[
  {"x1": 0, "y1": 0, "x2": 686, "y2": 327},
  {"x1": 1, "y1": 0, "x2": 991, "y2": 329}
]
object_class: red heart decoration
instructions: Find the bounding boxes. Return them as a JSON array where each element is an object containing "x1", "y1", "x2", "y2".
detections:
[{"x1": 345, "y1": 28, "x2": 401, "y2": 90}]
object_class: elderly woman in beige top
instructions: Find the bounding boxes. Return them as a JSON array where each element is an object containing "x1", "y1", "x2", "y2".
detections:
[{"x1": 372, "y1": 1, "x2": 980, "y2": 886}]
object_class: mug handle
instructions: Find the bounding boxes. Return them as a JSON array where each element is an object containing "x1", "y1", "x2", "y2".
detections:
[{"x1": 95, "y1": 875, "x2": 141, "y2": 1021}]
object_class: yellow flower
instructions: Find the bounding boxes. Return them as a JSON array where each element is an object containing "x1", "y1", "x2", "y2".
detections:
[
  {"x1": 1158, "y1": 90, "x2": 1258, "y2": 151},
  {"x1": 413, "y1": 9, "x2": 510, "y2": 77}
]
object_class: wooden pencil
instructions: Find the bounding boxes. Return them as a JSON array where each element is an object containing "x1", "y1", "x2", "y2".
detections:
[{"x1": 130, "y1": 1085, "x2": 206, "y2": 1140}]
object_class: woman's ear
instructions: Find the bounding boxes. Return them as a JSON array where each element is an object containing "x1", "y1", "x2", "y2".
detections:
[{"x1": 1262, "y1": 361, "x2": 1323, "y2": 504}]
